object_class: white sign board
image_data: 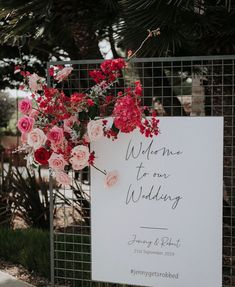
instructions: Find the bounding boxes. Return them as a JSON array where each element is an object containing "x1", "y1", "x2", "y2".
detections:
[{"x1": 91, "y1": 117, "x2": 223, "y2": 287}]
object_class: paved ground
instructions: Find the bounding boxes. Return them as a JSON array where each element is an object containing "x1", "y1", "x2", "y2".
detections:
[{"x1": 0, "y1": 271, "x2": 34, "y2": 287}]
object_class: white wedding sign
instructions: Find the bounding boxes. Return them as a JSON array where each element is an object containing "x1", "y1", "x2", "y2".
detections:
[{"x1": 91, "y1": 117, "x2": 223, "y2": 287}]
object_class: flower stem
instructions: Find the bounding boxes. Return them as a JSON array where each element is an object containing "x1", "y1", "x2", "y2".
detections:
[
  {"x1": 127, "y1": 28, "x2": 160, "y2": 61},
  {"x1": 91, "y1": 164, "x2": 107, "y2": 175}
]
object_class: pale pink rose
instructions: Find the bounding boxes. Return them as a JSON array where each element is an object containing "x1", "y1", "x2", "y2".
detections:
[
  {"x1": 17, "y1": 116, "x2": 35, "y2": 133},
  {"x1": 48, "y1": 153, "x2": 67, "y2": 171},
  {"x1": 20, "y1": 133, "x2": 28, "y2": 144},
  {"x1": 71, "y1": 145, "x2": 90, "y2": 165},
  {"x1": 28, "y1": 73, "x2": 43, "y2": 92},
  {"x1": 47, "y1": 126, "x2": 64, "y2": 145},
  {"x1": 27, "y1": 128, "x2": 47, "y2": 149},
  {"x1": 87, "y1": 120, "x2": 104, "y2": 142},
  {"x1": 55, "y1": 171, "x2": 72, "y2": 187},
  {"x1": 64, "y1": 116, "x2": 78, "y2": 133},
  {"x1": 104, "y1": 170, "x2": 119, "y2": 188},
  {"x1": 55, "y1": 67, "x2": 73, "y2": 82},
  {"x1": 18, "y1": 98, "x2": 32, "y2": 115},
  {"x1": 29, "y1": 109, "x2": 39, "y2": 119},
  {"x1": 69, "y1": 156, "x2": 88, "y2": 170}
]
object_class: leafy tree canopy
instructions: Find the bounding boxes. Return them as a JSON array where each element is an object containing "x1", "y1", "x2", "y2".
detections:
[{"x1": 0, "y1": 0, "x2": 235, "y2": 89}]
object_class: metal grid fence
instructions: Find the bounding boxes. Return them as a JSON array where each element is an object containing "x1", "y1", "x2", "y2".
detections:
[{"x1": 48, "y1": 55, "x2": 235, "y2": 287}]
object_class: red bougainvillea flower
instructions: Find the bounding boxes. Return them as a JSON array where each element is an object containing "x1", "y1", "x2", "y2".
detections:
[
  {"x1": 88, "y1": 151, "x2": 95, "y2": 165},
  {"x1": 34, "y1": 147, "x2": 51, "y2": 165},
  {"x1": 134, "y1": 81, "x2": 143, "y2": 96},
  {"x1": 70, "y1": 92, "x2": 85, "y2": 103},
  {"x1": 89, "y1": 70, "x2": 105, "y2": 84},
  {"x1": 48, "y1": 67, "x2": 54, "y2": 77},
  {"x1": 113, "y1": 95, "x2": 142, "y2": 133},
  {"x1": 100, "y1": 58, "x2": 126, "y2": 74},
  {"x1": 87, "y1": 98, "x2": 95, "y2": 107},
  {"x1": 139, "y1": 117, "x2": 160, "y2": 137}
]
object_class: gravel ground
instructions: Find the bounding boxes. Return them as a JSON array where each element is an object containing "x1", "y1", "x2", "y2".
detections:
[{"x1": 0, "y1": 259, "x2": 50, "y2": 287}]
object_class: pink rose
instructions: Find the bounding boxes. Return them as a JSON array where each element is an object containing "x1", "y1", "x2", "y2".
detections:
[
  {"x1": 29, "y1": 109, "x2": 39, "y2": 119},
  {"x1": 104, "y1": 170, "x2": 119, "y2": 188},
  {"x1": 17, "y1": 116, "x2": 35, "y2": 133},
  {"x1": 71, "y1": 145, "x2": 90, "y2": 165},
  {"x1": 55, "y1": 171, "x2": 72, "y2": 187},
  {"x1": 28, "y1": 73, "x2": 43, "y2": 92},
  {"x1": 55, "y1": 67, "x2": 73, "y2": 82},
  {"x1": 51, "y1": 138, "x2": 68, "y2": 153},
  {"x1": 27, "y1": 128, "x2": 47, "y2": 149},
  {"x1": 48, "y1": 153, "x2": 67, "y2": 171},
  {"x1": 64, "y1": 116, "x2": 78, "y2": 133},
  {"x1": 87, "y1": 120, "x2": 104, "y2": 142},
  {"x1": 47, "y1": 126, "x2": 64, "y2": 145},
  {"x1": 69, "y1": 156, "x2": 88, "y2": 170},
  {"x1": 18, "y1": 98, "x2": 32, "y2": 115}
]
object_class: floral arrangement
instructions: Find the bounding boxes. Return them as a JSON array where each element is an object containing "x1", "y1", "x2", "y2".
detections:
[{"x1": 16, "y1": 40, "x2": 160, "y2": 187}]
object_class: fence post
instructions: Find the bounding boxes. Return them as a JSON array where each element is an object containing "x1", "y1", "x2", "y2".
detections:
[{"x1": 49, "y1": 170, "x2": 55, "y2": 286}]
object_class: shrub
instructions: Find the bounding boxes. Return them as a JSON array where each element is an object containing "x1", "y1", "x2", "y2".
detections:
[
  {"x1": 0, "y1": 159, "x2": 14, "y2": 227},
  {"x1": 0, "y1": 228, "x2": 50, "y2": 279},
  {"x1": 1, "y1": 156, "x2": 91, "y2": 230}
]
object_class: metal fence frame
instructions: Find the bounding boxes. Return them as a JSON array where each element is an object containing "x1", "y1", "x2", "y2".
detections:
[{"x1": 48, "y1": 55, "x2": 235, "y2": 287}]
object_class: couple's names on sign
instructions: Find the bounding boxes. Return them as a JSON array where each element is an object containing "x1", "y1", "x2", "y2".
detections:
[
  {"x1": 91, "y1": 117, "x2": 223, "y2": 287},
  {"x1": 125, "y1": 139, "x2": 183, "y2": 210}
]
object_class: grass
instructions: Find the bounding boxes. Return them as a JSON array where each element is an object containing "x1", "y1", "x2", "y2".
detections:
[
  {"x1": 0, "y1": 228, "x2": 50, "y2": 279},
  {"x1": 0, "y1": 228, "x2": 134, "y2": 287}
]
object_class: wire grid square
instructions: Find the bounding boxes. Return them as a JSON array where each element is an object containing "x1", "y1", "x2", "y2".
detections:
[{"x1": 48, "y1": 56, "x2": 235, "y2": 287}]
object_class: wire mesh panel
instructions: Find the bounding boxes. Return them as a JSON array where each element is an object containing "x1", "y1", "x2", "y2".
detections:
[{"x1": 48, "y1": 56, "x2": 235, "y2": 287}]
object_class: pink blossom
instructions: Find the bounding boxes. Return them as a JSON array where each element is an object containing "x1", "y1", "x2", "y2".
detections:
[
  {"x1": 87, "y1": 120, "x2": 104, "y2": 142},
  {"x1": 47, "y1": 126, "x2": 64, "y2": 145},
  {"x1": 51, "y1": 138, "x2": 68, "y2": 154},
  {"x1": 27, "y1": 128, "x2": 47, "y2": 150},
  {"x1": 18, "y1": 98, "x2": 32, "y2": 115},
  {"x1": 113, "y1": 95, "x2": 142, "y2": 133},
  {"x1": 29, "y1": 109, "x2": 39, "y2": 119},
  {"x1": 55, "y1": 67, "x2": 73, "y2": 82},
  {"x1": 55, "y1": 171, "x2": 72, "y2": 187},
  {"x1": 69, "y1": 157, "x2": 88, "y2": 170},
  {"x1": 17, "y1": 116, "x2": 35, "y2": 133},
  {"x1": 70, "y1": 145, "x2": 90, "y2": 166},
  {"x1": 64, "y1": 116, "x2": 78, "y2": 133},
  {"x1": 104, "y1": 170, "x2": 119, "y2": 188},
  {"x1": 28, "y1": 73, "x2": 43, "y2": 92},
  {"x1": 48, "y1": 153, "x2": 67, "y2": 171}
]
